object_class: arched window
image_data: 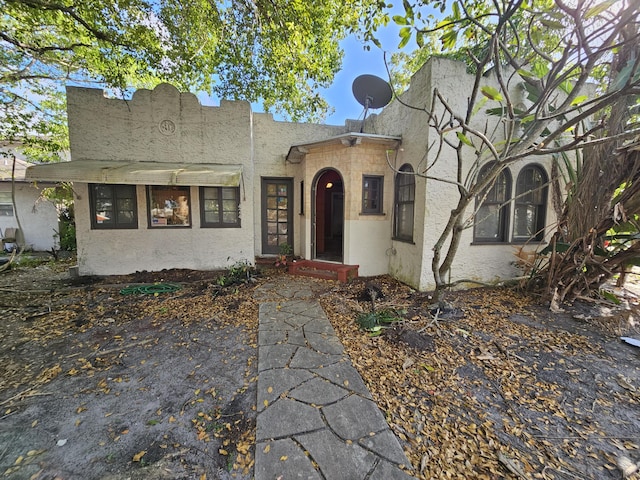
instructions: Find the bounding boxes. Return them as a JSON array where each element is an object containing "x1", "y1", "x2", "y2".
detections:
[
  {"x1": 474, "y1": 163, "x2": 511, "y2": 242},
  {"x1": 513, "y1": 165, "x2": 548, "y2": 241},
  {"x1": 394, "y1": 164, "x2": 415, "y2": 242}
]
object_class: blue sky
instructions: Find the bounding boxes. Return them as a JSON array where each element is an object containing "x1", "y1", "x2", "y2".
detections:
[
  {"x1": 197, "y1": 31, "x2": 401, "y2": 126},
  {"x1": 320, "y1": 27, "x2": 405, "y2": 126},
  {"x1": 197, "y1": 6, "x2": 417, "y2": 125},
  {"x1": 311, "y1": 3, "x2": 426, "y2": 125}
]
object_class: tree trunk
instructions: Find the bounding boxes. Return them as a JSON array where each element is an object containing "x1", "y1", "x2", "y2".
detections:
[{"x1": 540, "y1": 25, "x2": 640, "y2": 303}]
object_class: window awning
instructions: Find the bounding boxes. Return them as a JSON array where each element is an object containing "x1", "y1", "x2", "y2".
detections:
[{"x1": 25, "y1": 160, "x2": 243, "y2": 187}]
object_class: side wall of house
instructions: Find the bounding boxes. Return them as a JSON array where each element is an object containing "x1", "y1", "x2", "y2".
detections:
[
  {"x1": 0, "y1": 182, "x2": 58, "y2": 251},
  {"x1": 375, "y1": 57, "x2": 558, "y2": 291},
  {"x1": 371, "y1": 58, "x2": 434, "y2": 289},
  {"x1": 423, "y1": 60, "x2": 558, "y2": 289},
  {"x1": 68, "y1": 85, "x2": 257, "y2": 275},
  {"x1": 342, "y1": 143, "x2": 395, "y2": 276}
]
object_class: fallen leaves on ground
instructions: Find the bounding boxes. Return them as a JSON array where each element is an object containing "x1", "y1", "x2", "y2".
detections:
[
  {"x1": 3, "y1": 260, "x2": 640, "y2": 479},
  {"x1": 320, "y1": 279, "x2": 640, "y2": 480}
]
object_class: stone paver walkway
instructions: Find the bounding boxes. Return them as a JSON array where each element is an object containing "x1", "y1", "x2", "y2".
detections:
[{"x1": 253, "y1": 278, "x2": 414, "y2": 480}]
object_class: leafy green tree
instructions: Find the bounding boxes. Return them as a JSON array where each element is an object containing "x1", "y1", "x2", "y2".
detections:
[
  {"x1": 1, "y1": 0, "x2": 386, "y2": 160},
  {"x1": 380, "y1": 0, "x2": 640, "y2": 302}
]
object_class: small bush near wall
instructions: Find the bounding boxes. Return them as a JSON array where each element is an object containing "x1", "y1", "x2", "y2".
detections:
[
  {"x1": 57, "y1": 206, "x2": 76, "y2": 251},
  {"x1": 44, "y1": 184, "x2": 76, "y2": 251}
]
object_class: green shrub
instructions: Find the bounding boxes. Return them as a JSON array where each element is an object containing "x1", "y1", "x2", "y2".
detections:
[
  {"x1": 217, "y1": 260, "x2": 256, "y2": 287},
  {"x1": 274, "y1": 243, "x2": 293, "y2": 267},
  {"x1": 57, "y1": 209, "x2": 76, "y2": 251},
  {"x1": 356, "y1": 309, "x2": 401, "y2": 336}
]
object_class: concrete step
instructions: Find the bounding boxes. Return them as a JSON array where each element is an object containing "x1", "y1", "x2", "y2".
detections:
[{"x1": 288, "y1": 260, "x2": 358, "y2": 283}]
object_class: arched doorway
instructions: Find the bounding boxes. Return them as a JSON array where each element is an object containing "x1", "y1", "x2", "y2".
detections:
[{"x1": 312, "y1": 169, "x2": 343, "y2": 262}]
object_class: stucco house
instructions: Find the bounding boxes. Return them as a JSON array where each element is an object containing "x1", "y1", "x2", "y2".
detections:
[
  {"x1": 26, "y1": 58, "x2": 557, "y2": 290},
  {"x1": 1, "y1": 145, "x2": 59, "y2": 252}
]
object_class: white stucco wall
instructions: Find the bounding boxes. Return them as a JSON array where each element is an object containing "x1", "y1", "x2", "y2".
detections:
[
  {"x1": 63, "y1": 61, "x2": 565, "y2": 284},
  {"x1": 68, "y1": 84, "x2": 253, "y2": 165},
  {"x1": 372, "y1": 57, "x2": 434, "y2": 289},
  {"x1": 66, "y1": 84, "x2": 355, "y2": 275},
  {"x1": 0, "y1": 182, "x2": 58, "y2": 251},
  {"x1": 67, "y1": 84, "x2": 257, "y2": 275},
  {"x1": 1, "y1": 151, "x2": 59, "y2": 252},
  {"x1": 344, "y1": 219, "x2": 392, "y2": 276},
  {"x1": 375, "y1": 57, "x2": 558, "y2": 290},
  {"x1": 422, "y1": 60, "x2": 556, "y2": 289},
  {"x1": 73, "y1": 184, "x2": 254, "y2": 275}
]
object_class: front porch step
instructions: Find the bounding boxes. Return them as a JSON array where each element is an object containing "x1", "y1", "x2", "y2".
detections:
[{"x1": 288, "y1": 260, "x2": 359, "y2": 283}]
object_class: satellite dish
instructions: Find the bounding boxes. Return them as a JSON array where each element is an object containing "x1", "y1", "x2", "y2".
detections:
[
  {"x1": 352, "y1": 74, "x2": 393, "y2": 110},
  {"x1": 352, "y1": 75, "x2": 392, "y2": 132}
]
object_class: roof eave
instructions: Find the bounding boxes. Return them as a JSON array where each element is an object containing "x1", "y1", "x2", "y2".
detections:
[{"x1": 286, "y1": 132, "x2": 402, "y2": 163}]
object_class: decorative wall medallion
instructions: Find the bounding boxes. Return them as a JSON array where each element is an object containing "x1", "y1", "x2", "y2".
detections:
[{"x1": 159, "y1": 119, "x2": 176, "y2": 136}]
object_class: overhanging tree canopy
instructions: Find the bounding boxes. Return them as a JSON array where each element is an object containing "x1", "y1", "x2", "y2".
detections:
[
  {"x1": 1, "y1": 0, "x2": 386, "y2": 159},
  {"x1": 374, "y1": 0, "x2": 640, "y2": 301}
]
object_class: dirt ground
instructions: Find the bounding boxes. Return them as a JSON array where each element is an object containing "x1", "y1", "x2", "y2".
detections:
[
  {"x1": 1, "y1": 256, "x2": 640, "y2": 480},
  {"x1": 1, "y1": 258, "x2": 258, "y2": 480}
]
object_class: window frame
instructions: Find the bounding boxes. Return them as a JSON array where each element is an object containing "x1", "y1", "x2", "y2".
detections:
[
  {"x1": 393, "y1": 164, "x2": 415, "y2": 243},
  {"x1": 299, "y1": 181, "x2": 304, "y2": 215},
  {"x1": 361, "y1": 174, "x2": 384, "y2": 215},
  {"x1": 89, "y1": 184, "x2": 138, "y2": 230},
  {"x1": 473, "y1": 163, "x2": 512, "y2": 243},
  {"x1": 147, "y1": 185, "x2": 192, "y2": 228},
  {"x1": 199, "y1": 186, "x2": 241, "y2": 228},
  {"x1": 0, "y1": 191, "x2": 14, "y2": 217},
  {"x1": 513, "y1": 164, "x2": 548, "y2": 242}
]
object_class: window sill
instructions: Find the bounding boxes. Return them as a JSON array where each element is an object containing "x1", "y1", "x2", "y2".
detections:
[
  {"x1": 201, "y1": 224, "x2": 241, "y2": 228},
  {"x1": 91, "y1": 226, "x2": 139, "y2": 230},
  {"x1": 471, "y1": 241, "x2": 508, "y2": 245},
  {"x1": 392, "y1": 237, "x2": 415, "y2": 245},
  {"x1": 148, "y1": 225, "x2": 192, "y2": 229},
  {"x1": 359, "y1": 212, "x2": 386, "y2": 216},
  {"x1": 471, "y1": 240, "x2": 546, "y2": 246},
  {"x1": 511, "y1": 239, "x2": 545, "y2": 244}
]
